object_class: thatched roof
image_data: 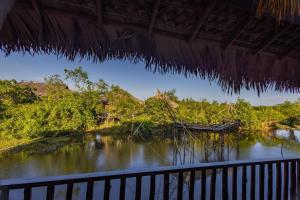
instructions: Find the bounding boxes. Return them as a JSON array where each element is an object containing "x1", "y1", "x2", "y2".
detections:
[{"x1": 1, "y1": 0, "x2": 300, "y2": 94}]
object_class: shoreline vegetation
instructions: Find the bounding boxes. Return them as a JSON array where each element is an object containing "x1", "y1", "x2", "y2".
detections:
[{"x1": 0, "y1": 67, "x2": 299, "y2": 151}]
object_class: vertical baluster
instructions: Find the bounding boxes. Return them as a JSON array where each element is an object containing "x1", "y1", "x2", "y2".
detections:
[
  {"x1": 24, "y1": 187, "x2": 32, "y2": 200},
  {"x1": 86, "y1": 181, "x2": 94, "y2": 200},
  {"x1": 297, "y1": 161, "x2": 300, "y2": 200},
  {"x1": 104, "y1": 178, "x2": 111, "y2": 200},
  {"x1": 164, "y1": 174, "x2": 169, "y2": 200},
  {"x1": 66, "y1": 183, "x2": 73, "y2": 200},
  {"x1": 291, "y1": 161, "x2": 296, "y2": 199},
  {"x1": 232, "y1": 166, "x2": 237, "y2": 200},
  {"x1": 189, "y1": 170, "x2": 195, "y2": 200},
  {"x1": 201, "y1": 169, "x2": 206, "y2": 200},
  {"x1": 251, "y1": 165, "x2": 256, "y2": 200},
  {"x1": 268, "y1": 163, "x2": 273, "y2": 200},
  {"x1": 259, "y1": 164, "x2": 265, "y2": 200},
  {"x1": 149, "y1": 175, "x2": 155, "y2": 200},
  {"x1": 242, "y1": 166, "x2": 247, "y2": 200},
  {"x1": 210, "y1": 168, "x2": 216, "y2": 200},
  {"x1": 120, "y1": 177, "x2": 126, "y2": 200},
  {"x1": 276, "y1": 162, "x2": 282, "y2": 200},
  {"x1": 135, "y1": 176, "x2": 142, "y2": 200},
  {"x1": 0, "y1": 189, "x2": 9, "y2": 200},
  {"x1": 284, "y1": 162, "x2": 289, "y2": 200},
  {"x1": 222, "y1": 167, "x2": 228, "y2": 200},
  {"x1": 177, "y1": 172, "x2": 183, "y2": 200},
  {"x1": 46, "y1": 185, "x2": 55, "y2": 200}
]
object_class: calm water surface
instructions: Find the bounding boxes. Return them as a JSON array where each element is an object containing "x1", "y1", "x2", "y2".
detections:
[{"x1": 1, "y1": 130, "x2": 300, "y2": 199}]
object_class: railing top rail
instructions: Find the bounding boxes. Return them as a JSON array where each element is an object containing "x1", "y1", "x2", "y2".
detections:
[{"x1": 1, "y1": 157, "x2": 299, "y2": 190}]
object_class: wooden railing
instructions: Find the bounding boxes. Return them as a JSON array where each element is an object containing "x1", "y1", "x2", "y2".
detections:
[{"x1": 1, "y1": 157, "x2": 300, "y2": 200}]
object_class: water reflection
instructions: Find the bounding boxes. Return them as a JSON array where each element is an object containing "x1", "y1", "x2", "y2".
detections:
[{"x1": 1, "y1": 130, "x2": 300, "y2": 199}]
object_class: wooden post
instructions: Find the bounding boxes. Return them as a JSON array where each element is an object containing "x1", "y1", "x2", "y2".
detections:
[
  {"x1": 268, "y1": 164, "x2": 273, "y2": 200},
  {"x1": 135, "y1": 176, "x2": 142, "y2": 200},
  {"x1": 222, "y1": 167, "x2": 228, "y2": 200},
  {"x1": 120, "y1": 177, "x2": 126, "y2": 200},
  {"x1": 46, "y1": 185, "x2": 55, "y2": 200},
  {"x1": 210, "y1": 169, "x2": 216, "y2": 200},
  {"x1": 164, "y1": 174, "x2": 169, "y2": 200},
  {"x1": 66, "y1": 183, "x2": 73, "y2": 200},
  {"x1": 232, "y1": 166, "x2": 237, "y2": 200},
  {"x1": 189, "y1": 170, "x2": 195, "y2": 200},
  {"x1": 242, "y1": 166, "x2": 247, "y2": 200},
  {"x1": 259, "y1": 164, "x2": 265, "y2": 200},
  {"x1": 177, "y1": 172, "x2": 183, "y2": 200},
  {"x1": 291, "y1": 161, "x2": 296, "y2": 198},
  {"x1": 201, "y1": 169, "x2": 206, "y2": 200},
  {"x1": 284, "y1": 162, "x2": 289, "y2": 200},
  {"x1": 276, "y1": 162, "x2": 282, "y2": 200},
  {"x1": 251, "y1": 165, "x2": 256, "y2": 200},
  {"x1": 149, "y1": 175, "x2": 155, "y2": 200},
  {"x1": 24, "y1": 187, "x2": 32, "y2": 200},
  {"x1": 104, "y1": 178, "x2": 111, "y2": 200},
  {"x1": 0, "y1": 189, "x2": 9, "y2": 200}
]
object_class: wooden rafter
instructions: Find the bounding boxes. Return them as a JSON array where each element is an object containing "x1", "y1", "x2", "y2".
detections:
[
  {"x1": 188, "y1": 0, "x2": 216, "y2": 43},
  {"x1": 279, "y1": 41, "x2": 300, "y2": 60},
  {"x1": 30, "y1": 0, "x2": 44, "y2": 43},
  {"x1": 253, "y1": 25, "x2": 290, "y2": 56},
  {"x1": 95, "y1": 0, "x2": 103, "y2": 26},
  {"x1": 148, "y1": 0, "x2": 160, "y2": 35},
  {"x1": 222, "y1": 16, "x2": 252, "y2": 50}
]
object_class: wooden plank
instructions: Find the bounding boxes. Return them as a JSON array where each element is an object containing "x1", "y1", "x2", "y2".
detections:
[
  {"x1": 119, "y1": 177, "x2": 126, "y2": 200},
  {"x1": 46, "y1": 185, "x2": 55, "y2": 200},
  {"x1": 201, "y1": 169, "x2": 206, "y2": 200},
  {"x1": 222, "y1": 16, "x2": 252, "y2": 50},
  {"x1": 177, "y1": 172, "x2": 184, "y2": 200},
  {"x1": 242, "y1": 166, "x2": 247, "y2": 200},
  {"x1": 276, "y1": 162, "x2": 282, "y2": 200},
  {"x1": 232, "y1": 166, "x2": 237, "y2": 200},
  {"x1": 188, "y1": 0, "x2": 216, "y2": 42},
  {"x1": 222, "y1": 167, "x2": 228, "y2": 200},
  {"x1": 86, "y1": 181, "x2": 94, "y2": 200},
  {"x1": 164, "y1": 173, "x2": 169, "y2": 200},
  {"x1": 210, "y1": 169, "x2": 216, "y2": 200},
  {"x1": 104, "y1": 178, "x2": 111, "y2": 200},
  {"x1": 284, "y1": 162, "x2": 289, "y2": 200},
  {"x1": 279, "y1": 41, "x2": 300, "y2": 60},
  {"x1": 149, "y1": 175, "x2": 155, "y2": 200},
  {"x1": 0, "y1": 189, "x2": 9, "y2": 200},
  {"x1": 135, "y1": 176, "x2": 142, "y2": 200},
  {"x1": 259, "y1": 164, "x2": 265, "y2": 200},
  {"x1": 24, "y1": 187, "x2": 31, "y2": 200},
  {"x1": 251, "y1": 165, "x2": 256, "y2": 200},
  {"x1": 253, "y1": 25, "x2": 290, "y2": 56},
  {"x1": 189, "y1": 170, "x2": 195, "y2": 200},
  {"x1": 268, "y1": 164, "x2": 273, "y2": 200},
  {"x1": 66, "y1": 183, "x2": 73, "y2": 200},
  {"x1": 148, "y1": 0, "x2": 160, "y2": 35},
  {"x1": 95, "y1": 0, "x2": 103, "y2": 26}
]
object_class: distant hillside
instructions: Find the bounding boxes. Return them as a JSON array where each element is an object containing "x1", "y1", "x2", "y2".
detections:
[{"x1": 18, "y1": 81, "x2": 68, "y2": 97}]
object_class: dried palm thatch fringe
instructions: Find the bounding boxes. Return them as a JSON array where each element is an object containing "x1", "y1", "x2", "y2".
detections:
[
  {"x1": 256, "y1": 0, "x2": 300, "y2": 21},
  {"x1": 0, "y1": 0, "x2": 300, "y2": 95},
  {"x1": 0, "y1": 0, "x2": 15, "y2": 29}
]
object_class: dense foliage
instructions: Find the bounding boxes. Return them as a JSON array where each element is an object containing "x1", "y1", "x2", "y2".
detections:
[{"x1": 0, "y1": 67, "x2": 299, "y2": 140}]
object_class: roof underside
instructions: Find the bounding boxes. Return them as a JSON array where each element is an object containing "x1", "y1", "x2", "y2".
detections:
[{"x1": 1, "y1": 0, "x2": 300, "y2": 94}]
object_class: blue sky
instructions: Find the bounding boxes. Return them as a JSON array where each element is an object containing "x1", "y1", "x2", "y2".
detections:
[{"x1": 0, "y1": 52, "x2": 299, "y2": 106}]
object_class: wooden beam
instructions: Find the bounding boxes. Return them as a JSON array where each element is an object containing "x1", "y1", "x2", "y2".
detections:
[
  {"x1": 95, "y1": 0, "x2": 103, "y2": 26},
  {"x1": 222, "y1": 16, "x2": 252, "y2": 50},
  {"x1": 148, "y1": 0, "x2": 160, "y2": 35},
  {"x1": 279, "y1": 39, "x2": 300, "y2": 60},
  {"x1": 188, "y1": 0, "x2": 216, "y2": 43},
  {"x1": 30, "y1": 0, "x2": 44, "y2": 43},
  {"x1": 253, "y1": 24, "x2": 290, "y2": 56}
]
